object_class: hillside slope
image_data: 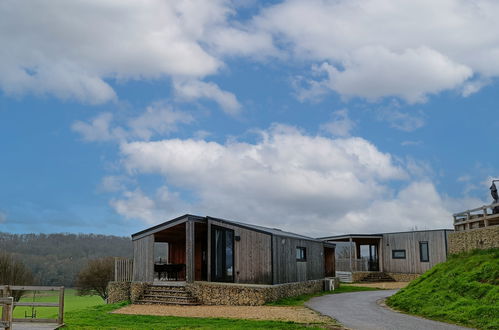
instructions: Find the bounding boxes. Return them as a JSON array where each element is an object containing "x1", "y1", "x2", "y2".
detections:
[
  {"x1": 387, "y1": 248, "x2": 499, "y2": 330},
  {"x1": 0, "y1": 232, "x2": 132, "y2": 287}
]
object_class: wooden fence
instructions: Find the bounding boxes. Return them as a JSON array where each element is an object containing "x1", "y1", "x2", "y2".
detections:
[
  {"x1": 453, "y1": 202, "x2": 499, "y2": 231},
  {"x1": 0, "y1": 297, "x2": 13, "y2": 330},
  {"x1": 114, "y1": 258, "x2": 133, "y2": 282},
  {"x1": 0, "y1": 286, "x2": 64, "y2": 326}
]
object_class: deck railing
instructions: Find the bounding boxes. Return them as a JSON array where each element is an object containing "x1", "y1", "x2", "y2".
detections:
[
  {"x1": 114, "y1": 258, "x2": 133, "y2": 282},
  {"x1": 336, "y1": 258, "x2": 369, "y2": 272},
  {"x1": 453, "y1": 202, "x2": 499, "y2": 231}
]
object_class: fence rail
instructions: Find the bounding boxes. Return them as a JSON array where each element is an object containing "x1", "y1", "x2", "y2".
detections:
[
  {"x1": 453, "y1": 202, "x2": 499, "y2": 231},
  {"x1": 0, "y1": 285, "x2": 64, "y2": 326},
  {"x1": 115, "y1": 258, "x2": 133, "y2": 282},
  {"x1": 0, "y1": 297, "x2": 13, "y2": 330}
]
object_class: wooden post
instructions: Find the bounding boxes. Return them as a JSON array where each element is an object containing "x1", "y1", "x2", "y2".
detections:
[
  {"x1": 349, "y1": 237, "x2": 353, "y2": 273},
  {"x1": 58, "y1": 287, "x2": 64, "y2": 325},
  {"x1": 185, "y1": 220, "x2": 195, "y2": 283},
  {"x1": 1, "y1": 297, "x2": 13, "y2": 330}
]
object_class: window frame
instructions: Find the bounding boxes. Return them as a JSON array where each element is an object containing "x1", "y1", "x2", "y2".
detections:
[
  {"x1": 296, "y1": 246, "x2": 307, "y2": 262},
  {"x1": 392, "y1": 249, "x2": 406, "y2": 259},
  {"x1": 419, "y1": 241, "x2": 429, "y2": 262}
]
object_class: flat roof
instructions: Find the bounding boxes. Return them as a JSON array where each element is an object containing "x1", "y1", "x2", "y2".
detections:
[{"x1": 319, "y1": 228, "x2": 454, "y2": 241}]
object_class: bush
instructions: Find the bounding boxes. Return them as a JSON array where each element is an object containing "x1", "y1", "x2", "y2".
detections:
[
  {"x1": 76, "y1": 257, "x2": 114, "y2": 301},
  {"x1": 0, "y1": 252, "x2": 34, "y2": 302}
]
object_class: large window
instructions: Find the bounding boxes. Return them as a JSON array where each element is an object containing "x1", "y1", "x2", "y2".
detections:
[
  {"x1": 419, "y1": 241, "x2": 429, "y2": 262},
  {"x1": 296, "y1": 247, "x2": 307, "y2": 261},
  {"x1": 211, "y1": 226, "x2": 234, "y2": 282},
  {"x1": 392, "y1": 249, "x2": 406, "y2": 259}
]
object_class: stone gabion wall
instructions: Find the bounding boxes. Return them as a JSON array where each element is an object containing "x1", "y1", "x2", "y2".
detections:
[
  {"x1": 107, "y1": 281, "x2": 130, "y2": 304},
  {"x1": 448, "y1": 226, "x2": 499, "y2": 254},
  {"x1": 186, "y1": 279, "x2": 323, "y2": 306},
  {"x1": 130, "y1": 282, "x2": 149, "y2": 303},
  {"x1": 351, "y1": 272, "x2": 370, "y2": 282},
  {"x1": 386, "y1": 273, "x2": 420, "y2": 282}
]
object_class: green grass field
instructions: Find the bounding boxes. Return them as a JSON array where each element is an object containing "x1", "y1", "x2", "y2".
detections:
[
  {"x1": 387, "y1": 248, "x2": 499, "y2": 330},
  {"x1": 13, "y1": 289, "x2": 104, "y2": 320}
]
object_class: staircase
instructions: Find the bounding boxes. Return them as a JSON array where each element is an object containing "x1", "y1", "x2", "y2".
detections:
[
  {"x1": 359, "y1": 272, "x2": 395, "y2": 282},
  {"x1": 136, "y1": 284, "x2": 199, "y2": 305}
]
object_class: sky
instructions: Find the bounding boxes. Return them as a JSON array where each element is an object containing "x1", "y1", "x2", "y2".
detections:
[{"x1": 1, "y1": 0, "x2": 498, "y2": 237}]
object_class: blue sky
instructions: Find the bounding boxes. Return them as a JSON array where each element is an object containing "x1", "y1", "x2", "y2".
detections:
[{"x1": 1, "y1": 0, "x2": 498, "y2": 237}]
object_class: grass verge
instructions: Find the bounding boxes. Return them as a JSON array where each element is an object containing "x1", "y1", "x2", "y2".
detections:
[
  {"x1": 386, "y1": 248, "x2": 499, "y2": 330},
  {"x1": 62, "y1": 303, "x2": 331, "y2": 329},
  {"x1": 267, "y1": 285, "x2": 379, "y2": 306}
]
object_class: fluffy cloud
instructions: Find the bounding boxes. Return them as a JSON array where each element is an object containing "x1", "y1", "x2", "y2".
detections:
[
  {"x1": 105, "y1": 125, "x2": 475, "y2": 236},
  {"x1": 173, "y1": 79, "x2": 241, "y2": 115},
  {"x1": 320, "y1": 109, "x2": 356, "y2": 137},
  {"x1": 72, "y1": 103, "x2": 192, "y2": 142},
  {"x1": 0, "y1": 0, "x2": 237, "y2": 103},
  {"x1": 256, "y1": 0, "x2": 499, "y2": 101}
]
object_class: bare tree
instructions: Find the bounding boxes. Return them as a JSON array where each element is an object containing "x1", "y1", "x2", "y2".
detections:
[
  {"x1": 75, "y1": 257, "x2": 114, "y2": 301},
  {"x1": 0, "y1": 252, "x2": 34, "y2": 303}
]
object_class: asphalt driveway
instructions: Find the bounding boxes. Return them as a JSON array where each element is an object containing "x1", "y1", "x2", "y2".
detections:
[{"x1": 305, "y1": 290, "x2": 471, "y2": 330}]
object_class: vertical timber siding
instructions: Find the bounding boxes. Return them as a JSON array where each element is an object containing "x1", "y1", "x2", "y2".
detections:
[
  {"x1": 133, "y1": 235, "x2": 154, "y2": 282},
  {"x1": 272, "y1": 236, "x2": 324, "y2": 284},
  {"x1": 381, "y1": 230, "x2": 450, "y2": 274},
  {"x1": 208, "y1": 219, "x2": 272, "y2": 284}
]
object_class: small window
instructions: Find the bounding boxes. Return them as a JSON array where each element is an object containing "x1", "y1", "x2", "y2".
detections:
[
  {"x1": 420, "y1": 241, "x2": 429, "y2": 262},
  {"x1": 296, "y1": 247, "x2": 306, "y2": 261},
  {"x1": 392, "y1": 250, "x2": 406, "y2": 259}
]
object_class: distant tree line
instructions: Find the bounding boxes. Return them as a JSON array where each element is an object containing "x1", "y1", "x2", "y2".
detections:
[{"x1": 0, "y1": 232, "x2": 133, "y2": 287}]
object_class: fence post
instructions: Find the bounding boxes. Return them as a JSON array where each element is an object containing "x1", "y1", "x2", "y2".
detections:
[
  {"x1": 57, "y1": 287, "x2": 65, "y2": 325},
  {"x1": 1, "y1": 297, "x2": 13, "y2": 330}
]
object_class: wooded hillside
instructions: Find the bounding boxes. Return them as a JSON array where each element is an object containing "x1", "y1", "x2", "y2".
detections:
[{"x1": 0, "y1": 232, "x2": 132, "y2": 287}]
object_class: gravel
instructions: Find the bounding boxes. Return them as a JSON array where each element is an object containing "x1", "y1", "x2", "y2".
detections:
[{"x1": 113, "y1": 304, "x2": 335, "y2": 325}]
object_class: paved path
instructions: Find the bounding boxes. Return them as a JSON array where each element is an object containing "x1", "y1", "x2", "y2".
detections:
[{"x1": 306, "y1": 290, "x2": 471, "y2": 330}]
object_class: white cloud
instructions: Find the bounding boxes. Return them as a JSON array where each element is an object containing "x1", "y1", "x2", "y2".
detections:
[
  {"x1": 72, "y1": 103, "x2": 192, "y2": 142},
  {"x1": 255, "y1": 0, "x2": 499, "y2": 101},
  {"x1": 320, "y1": 109, "x2": 356, "y2": 137},
  {"x1": 128, "y1": 103, "x2": 193, "y2": 140},
  {"x1": 0, "y1": 0, "x2": 235, "y2": 103},
  {"x1": 377, "y1": 108, "x2": 426, "y2": 132},
  {"x1": 107, "y1": 125, "x2": 464, "y2": 236},
  {"x1": 72, "y1": 113, "x2": 126, "y2": 142},
  {"x1": 174, "y1": 79, "x2": 242, "y2": 115}
]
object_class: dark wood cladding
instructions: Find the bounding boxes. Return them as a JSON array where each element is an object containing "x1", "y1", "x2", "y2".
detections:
[
  {"x1": 133, "y1": 235, "x2": 154, "y2": 282},
  {"x1": 208, "y1": 219, "x2": 272, "y2": 284},
  {"x1": 272, "y1": 236, "x2": 325, "y2": 284}
]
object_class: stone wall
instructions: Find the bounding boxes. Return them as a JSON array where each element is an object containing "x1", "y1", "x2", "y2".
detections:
[
  {"x1": 186, "y1": 279, "x2": 324, "y2": 306},
  {"x1": 107, "y1": 281, "x2": 130, "y2": 304},
  {"x1": 448, "y1": 226, "x2": 499, "y2": 254},
  {"x1": 107, "y1": 281, "x2": 150, "y2": 304},
  {"x1": 386, "y1": 273, "x2": 420, "y2": 282},
  {"x1": 351, "y1": 272, "x2": 370, "y2": 282}
]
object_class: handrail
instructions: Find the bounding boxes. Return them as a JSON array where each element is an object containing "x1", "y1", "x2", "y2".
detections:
[{"x1": 453, "y1": 202, "x2": 499, "y2": 217}]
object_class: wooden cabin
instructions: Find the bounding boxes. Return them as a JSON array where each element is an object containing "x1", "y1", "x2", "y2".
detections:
[
  {"x1": 321, "y1": 229, "x2": 453, "y2": 277},
  {"x1": 132, "y1": 214, "x2": 336, "y2": 284}
]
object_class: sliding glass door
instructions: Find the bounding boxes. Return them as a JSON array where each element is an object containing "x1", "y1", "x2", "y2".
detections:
[{"x1": 211, "y1": 226, "x2": 234, "y2": 282}]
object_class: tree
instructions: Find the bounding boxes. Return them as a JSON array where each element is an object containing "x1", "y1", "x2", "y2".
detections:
[
  {"x1": 75, "y1": 257, "x2": 114, "y2": 301},
  {"x1": 0, "y1": 252, "x2": 34, "y2": 303}
]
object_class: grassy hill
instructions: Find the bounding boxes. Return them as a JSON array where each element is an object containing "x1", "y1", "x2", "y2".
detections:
[{"x1": 387, "y1": 248, "x2": 499, "y2": 330}]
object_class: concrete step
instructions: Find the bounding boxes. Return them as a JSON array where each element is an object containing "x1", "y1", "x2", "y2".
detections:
[{"x1": 137, "y1": 299, "x2": 199, "y2": 305}]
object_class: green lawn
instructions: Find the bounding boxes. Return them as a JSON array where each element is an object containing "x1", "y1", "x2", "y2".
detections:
[
  {"x1": 13, "y1": 289, "x2": 104, "y2": 320},
  {"x1": 387, "y1": 248, "x2": 499, "y2": 330}
]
